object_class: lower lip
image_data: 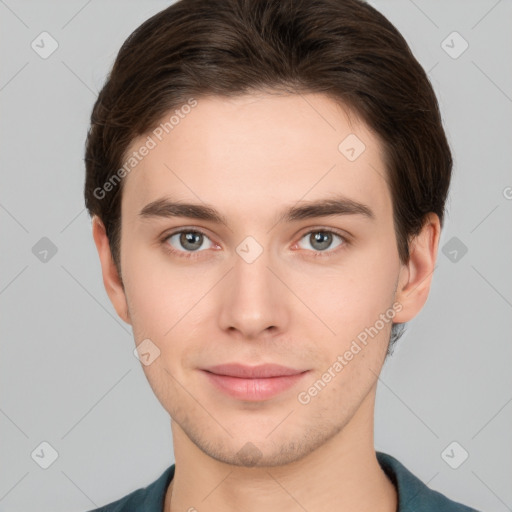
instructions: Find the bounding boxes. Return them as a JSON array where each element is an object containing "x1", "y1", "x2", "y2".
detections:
[{"x1": 202, "y1": 370, "x2": 309, "y2": 401}]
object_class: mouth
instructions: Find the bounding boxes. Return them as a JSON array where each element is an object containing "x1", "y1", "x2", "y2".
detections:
[{"x1": 200, "y1": 363, "x2": 310, "y2": 401}]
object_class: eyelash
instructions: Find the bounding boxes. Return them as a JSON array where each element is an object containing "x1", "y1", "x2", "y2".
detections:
[{"x1": 160, "y1": 227, "x2": 350, "y2": 260}]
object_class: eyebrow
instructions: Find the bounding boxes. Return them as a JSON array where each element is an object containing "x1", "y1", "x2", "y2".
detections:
[{"x1": 138, "y1": 195, "x2": 375, "y2": 225}]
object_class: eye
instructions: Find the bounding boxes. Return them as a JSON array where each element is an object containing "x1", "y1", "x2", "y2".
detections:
[
  {"x1": 295, "y1": 229, "x2": 347, "y2": 256},
  {"x1": 161, "y1": 227, "x2": 349, "y2": 260},
  {"x1": 162, "y1": 229, "x2": 215, "y2": 258}
]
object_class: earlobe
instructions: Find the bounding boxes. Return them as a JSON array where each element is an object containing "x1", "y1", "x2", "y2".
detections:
[
  {"x1": 393, "y1": 213, "x2": 441, "y2": 324},
  {"x1": 91, "y1": 216, "x2": 132, "y2": 325}
]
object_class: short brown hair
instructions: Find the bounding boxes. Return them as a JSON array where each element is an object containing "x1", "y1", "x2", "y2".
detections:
[{"x1": 84, "y1": 0, "x2": 452, "y2": 352}]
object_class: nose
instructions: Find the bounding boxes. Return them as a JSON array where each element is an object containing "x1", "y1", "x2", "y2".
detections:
[{"x1": 217, "y1": 244, "x2": 289, "y2": 340}]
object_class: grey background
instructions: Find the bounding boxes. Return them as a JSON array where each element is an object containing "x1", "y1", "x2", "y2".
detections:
[{"x1": 1, "y1": 0, "x2": 511, "y2": 511}]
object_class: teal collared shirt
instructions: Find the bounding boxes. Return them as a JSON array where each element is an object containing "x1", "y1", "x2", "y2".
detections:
[{"x1": 88, "y1": 451, "x2": 481, "y2": 511}]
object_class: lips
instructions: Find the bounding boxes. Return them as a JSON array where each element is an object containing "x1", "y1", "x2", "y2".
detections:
[
  {"x1": 201, "y1": 363, "x2": 309, "y2": 401},
  {"x1": 203, "y1": 363, "x2": 306, "y2": 378}
]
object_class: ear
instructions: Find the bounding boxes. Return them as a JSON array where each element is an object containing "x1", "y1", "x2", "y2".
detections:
[
  {"x1": 393, "y1": 212, "x2": 441, "y2": 323},
  {"x1": 91, "y1": 215, "x2": 131, "y2": 325}
]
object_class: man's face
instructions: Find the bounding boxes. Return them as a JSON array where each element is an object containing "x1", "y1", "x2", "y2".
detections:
[{"x1": 118, "y1": 92, "x2": 403, "y2": 467}]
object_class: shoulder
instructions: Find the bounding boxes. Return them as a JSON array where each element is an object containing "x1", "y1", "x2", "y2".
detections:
[
  {"x1": 85, "y1": 464, "x2": 175, "y2": 512},
  {"x1": 86, "y1": 488, "x2": 146, "y2": 512},
  {"x1": 376, "y1": 451, "x2": 481, "y2": 512}
]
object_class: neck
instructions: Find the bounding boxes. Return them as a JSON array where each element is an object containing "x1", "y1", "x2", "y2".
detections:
[{"x1": 164, "y1": 387, "x2": 396, "y2": 512}]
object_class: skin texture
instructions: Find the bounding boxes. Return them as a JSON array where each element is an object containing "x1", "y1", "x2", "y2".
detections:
[{"x1": 92, "y1": 92, "x2": 440, "y2": 512}]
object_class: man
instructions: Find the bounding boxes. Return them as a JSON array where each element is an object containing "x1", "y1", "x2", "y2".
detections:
[{"x1": 84, "y1": 0, "x2": 480, "y2": 510}]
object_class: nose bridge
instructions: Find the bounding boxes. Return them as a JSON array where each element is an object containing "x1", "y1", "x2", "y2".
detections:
[{"x1": 234, "y1": 245, "x2": 273, "y2": 298}]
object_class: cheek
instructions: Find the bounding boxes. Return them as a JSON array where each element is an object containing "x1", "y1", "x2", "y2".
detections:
[
  {"x1": 122, "y1": 247, "x2": 215, "y2": 368},
  {"x1": 124, "y1": 272, "x2": 171, "y2": 337},
  {"x1": 122, "y1": 245, "x2": 191, "y2": 329},
  {"x1": 306, "y1": 251, "x2": 398, "y2": 339},
  {"x1": 122, "y1": 251, "x2": 201, "y2": 403},
  {"x1": 296, "y1": 240, "x2": 399, "y2": 383}
]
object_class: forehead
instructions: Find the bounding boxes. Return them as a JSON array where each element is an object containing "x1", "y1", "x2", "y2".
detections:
[{"x1": 121, "y1": 92, "x2": 391, "y2": 227}]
